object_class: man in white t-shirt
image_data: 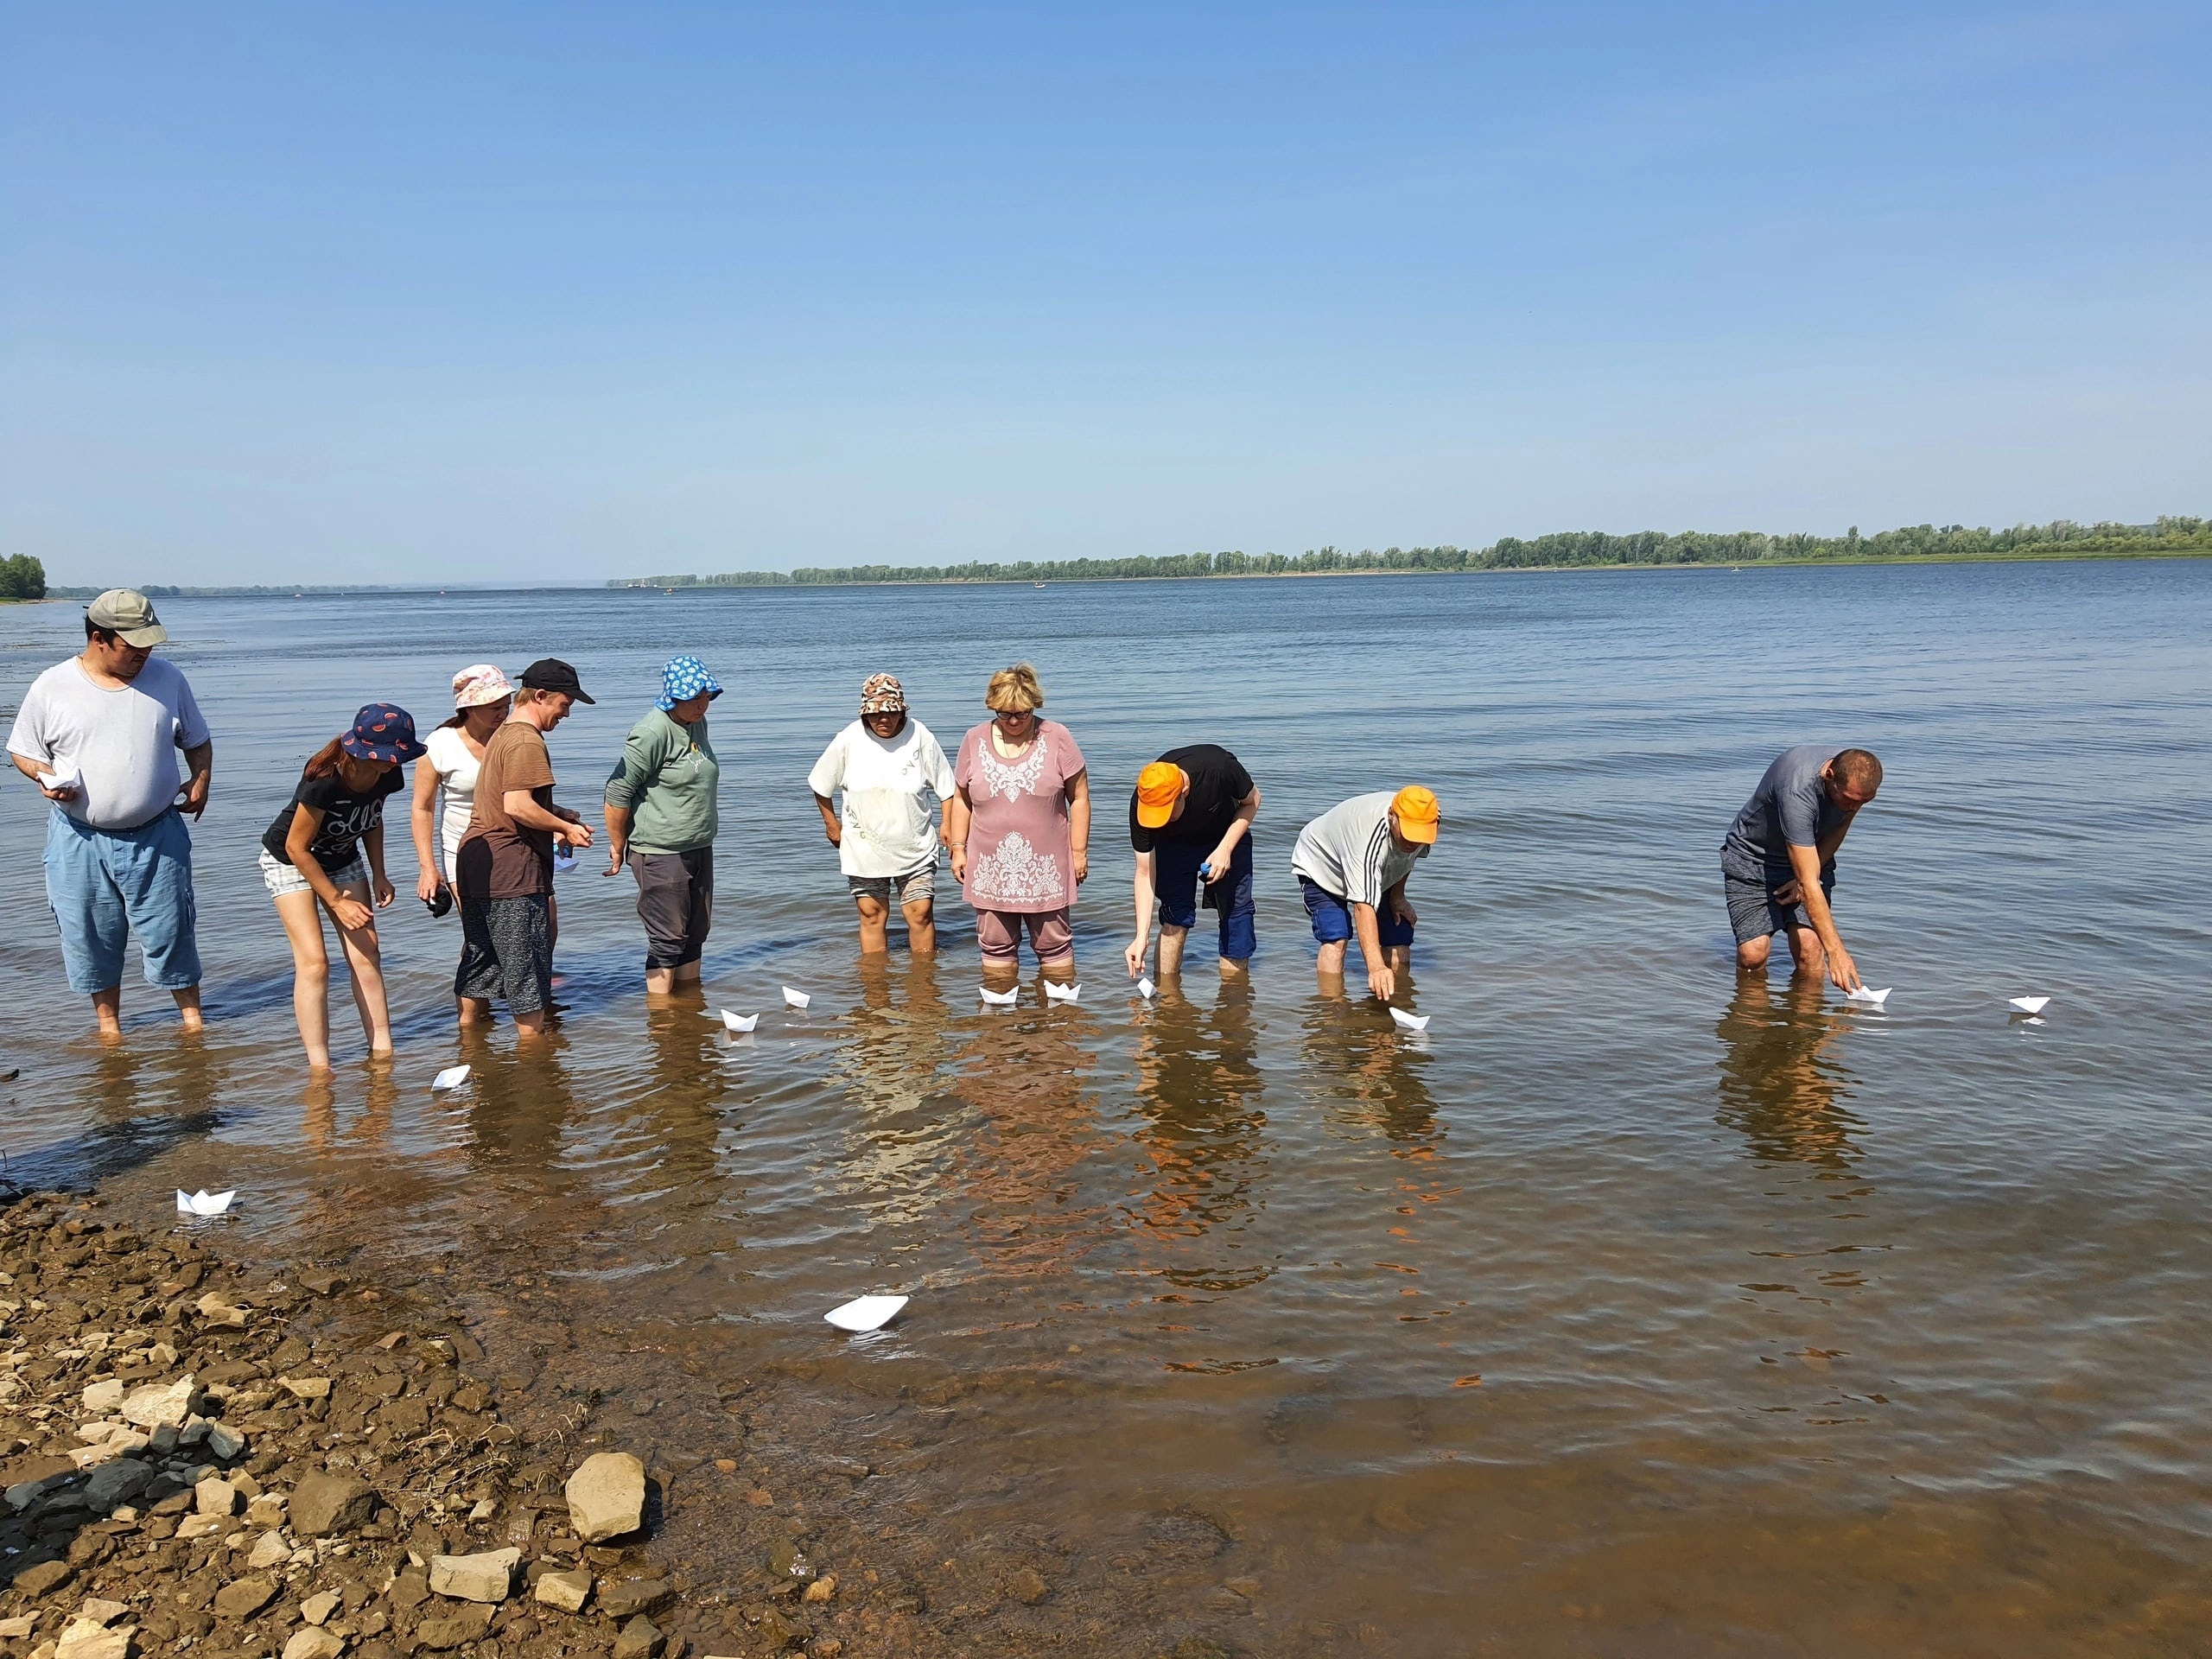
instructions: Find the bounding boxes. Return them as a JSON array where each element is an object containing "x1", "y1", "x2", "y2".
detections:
[
  {"x1": 7, "y1": 590, "x2": 213, "y2": 1037},
  {"x1": 1290, "y1": 785, "x2": 1441, "y2": 1002},
  {"x1": 808, "y1": 673, "x2": 957, "y2": 954}
]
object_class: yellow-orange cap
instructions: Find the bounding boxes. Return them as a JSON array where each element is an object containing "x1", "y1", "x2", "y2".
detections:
[
  {"x1": 1135, "y1": 762, "x2": 1187, "y2": 829},
  {"x1": 1392, "y1": 785, "x2": 1440, "y2": 842}
]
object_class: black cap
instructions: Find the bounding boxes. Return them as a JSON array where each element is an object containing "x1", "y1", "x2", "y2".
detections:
[{"x1": 519, "y1": 658, "x2": 594, "y2": 705}]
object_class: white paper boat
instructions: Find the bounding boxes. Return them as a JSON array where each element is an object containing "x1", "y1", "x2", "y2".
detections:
[
  {"x1": 1045, "y1": 981, "x2": 1081, "y2": 1003},
  {"x1": 824, "y1": 1294, "x2": 908, "y2": 1333},
  {"x1": 175, "y1": 1189, "x2": 235, "y2": 1217},
  {"x1": 44, "y1": 761, "x2": 82, "y2": 793},
  {"x1": 1844, "y1": 987, "x2": 1891, "y2": 1007},
  {"x1": 1389, "y1": 1007, "x2": 1430, "y2": 1032},
  {"x1": 978, "y1": 984, "x2": 1018, "y2": 1006},
  {"x1": 1136, "y1": 976, "x2": 1155, "y2": 1001},
  {"x1": 721, "y1": 1009, "x2": 760, "y2": 1033},
  {"x1": 782, "y1": 987, "x2": 810, "y2": 1010},
  {"x1": 429, "y1": 1065, "x2": 472, "y2": 1091},
  {"x1": 2009, "y1": 995, "x2": 2050, "y2": 1015}
]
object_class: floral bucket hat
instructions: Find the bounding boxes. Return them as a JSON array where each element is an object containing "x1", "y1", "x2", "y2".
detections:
[{"x1": 656, "y1": 655, "x2": 723, "y2": 712}]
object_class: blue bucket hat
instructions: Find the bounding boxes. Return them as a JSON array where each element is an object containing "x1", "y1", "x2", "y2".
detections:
[
  {"x1": 656, "y1": 655, "x2": 722, "y2": 713},
  {"x1": 340, "y1": 702, "x2": 428, "y2": 765}
]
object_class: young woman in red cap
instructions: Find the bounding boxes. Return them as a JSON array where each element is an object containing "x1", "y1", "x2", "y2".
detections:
[{"x1": 258, "y1": 702, "x2": 426, "y2": 1070}]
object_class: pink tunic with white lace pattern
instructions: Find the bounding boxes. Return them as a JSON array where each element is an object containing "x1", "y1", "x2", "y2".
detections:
[{"x1": 953, "y1": 719, "x2": 1087, "y2": 913}]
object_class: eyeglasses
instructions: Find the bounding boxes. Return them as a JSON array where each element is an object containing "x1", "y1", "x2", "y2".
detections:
[{"x1": 991, "y1": 708, "x2": 1035, "y2": 721}]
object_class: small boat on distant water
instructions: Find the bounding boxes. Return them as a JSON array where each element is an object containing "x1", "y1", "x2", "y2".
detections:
[{"x1": 1033, "y1": 580, "x2": 1048, "y2": 588}]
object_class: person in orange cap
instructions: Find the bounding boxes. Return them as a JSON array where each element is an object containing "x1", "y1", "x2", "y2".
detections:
[
  {"x1": 1124, "y1": 745, "x2": 1262, "y2": 981},
  {"x1": 1289, "y1": 786, "x2": 1440, "y2": 1002}
]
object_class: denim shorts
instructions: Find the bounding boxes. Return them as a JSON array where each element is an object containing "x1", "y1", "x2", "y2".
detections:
[
  {"x1": 1300, "y1": 877, "x2": 1415, "y2": 948},
  {"x1": 1152, "y1": 836, "x2": 1256, "y2": 961},
  {"x1": 43, "y1": 807, "x2": 201, "y2": 995},
  {"x1": 258, "y1": 848, "x2": 369, "y2": 899}
]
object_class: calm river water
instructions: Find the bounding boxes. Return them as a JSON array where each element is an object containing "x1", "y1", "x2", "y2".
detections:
[{"x1": 4, "y1": 562, "x2": 2210, "y2": 1653}]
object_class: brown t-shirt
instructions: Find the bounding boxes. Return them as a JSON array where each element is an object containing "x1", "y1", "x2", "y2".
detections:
[{"x1": 456, "y1": 721, "x2": 557, "y2": 900}]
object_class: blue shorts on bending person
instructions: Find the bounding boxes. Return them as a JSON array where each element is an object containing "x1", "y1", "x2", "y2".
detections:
[
  {"x1": 1300, "y1": 875, "x2": 1414, "y2": 949},
  {"x1": 1155, "y1": 835, "x2": 1256, "y2": 960}
]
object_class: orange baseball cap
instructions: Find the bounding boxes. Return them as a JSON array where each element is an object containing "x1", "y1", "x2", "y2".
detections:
[
  {"x1": 1135, "y1": 762, "x2": 1186, "y2": 829},
  {"x1": 1391, "y1": 785, "x2": 1440, "y2": 843}
]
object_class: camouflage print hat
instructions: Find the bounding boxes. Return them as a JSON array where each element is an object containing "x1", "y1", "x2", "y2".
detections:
[{"x1": 859, "y1": 673, "x2": 906, "y2": 715}]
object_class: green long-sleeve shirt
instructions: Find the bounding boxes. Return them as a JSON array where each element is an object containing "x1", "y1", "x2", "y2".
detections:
[{"x1": 604, "y1": 709, "x2": 720, "y2": 854}]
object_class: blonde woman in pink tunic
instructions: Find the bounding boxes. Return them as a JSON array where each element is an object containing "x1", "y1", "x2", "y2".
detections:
[{"x1": 945, "y1": 663, "x2": 1090, "y2": 978}]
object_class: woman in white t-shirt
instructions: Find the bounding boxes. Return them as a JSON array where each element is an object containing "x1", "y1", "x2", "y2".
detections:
[
  {"x1": 808, "y1": 673, "x2": 957, "y2": 954},
  {"x1": 410, "y1": 664, "x2": 514, "y2": 906}
]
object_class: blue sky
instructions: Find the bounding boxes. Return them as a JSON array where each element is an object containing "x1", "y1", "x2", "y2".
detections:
[{"x1": 2, "y1": 3, "x2": 2206, "y2": 585}]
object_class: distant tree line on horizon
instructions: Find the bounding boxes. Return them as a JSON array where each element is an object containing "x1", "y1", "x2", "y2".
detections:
[
  {"x1": 615, "y1": 517, "x2": 2209, "y2": 588},
  {"x1": 0, "y1": 555, "x2": 47, "y2": 600}
]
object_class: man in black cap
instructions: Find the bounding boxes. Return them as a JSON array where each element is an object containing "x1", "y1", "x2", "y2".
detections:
[{"x1": 453, "y1": 659, "x2": 595, "y2": 1036}]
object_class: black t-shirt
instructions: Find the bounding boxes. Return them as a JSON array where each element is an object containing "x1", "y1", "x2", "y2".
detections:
[
  {"x1": 261, "y1": 769, "x2": 403, "y2": 870},
  {"x1": 1128, "y1": 743, "x2": 1255, "y2": 852}
]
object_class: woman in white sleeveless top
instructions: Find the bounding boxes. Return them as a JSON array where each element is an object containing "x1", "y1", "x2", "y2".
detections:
[{"x1": 410, "y1": 664, "x2": 514, "y2": 904}]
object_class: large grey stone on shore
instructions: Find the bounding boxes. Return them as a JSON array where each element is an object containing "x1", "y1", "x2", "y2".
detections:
[
  {"x1": 83, "y1": 1459, "x2": 156, "y2": 1514},
  {"x1": 564, "y1": 1452, "x2": 645, "y2": 1542},
  {"x1": 290, "y1": 1471, "x2": 378, "y2": 1536},
  {"x1": 429, "y1": 1547, "x2": 519, "y2": 1604}
]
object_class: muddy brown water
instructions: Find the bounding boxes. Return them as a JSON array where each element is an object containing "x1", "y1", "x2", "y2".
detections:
[{"x1": 5, "y1": 563, "x2": 2211, "y2": 1653}]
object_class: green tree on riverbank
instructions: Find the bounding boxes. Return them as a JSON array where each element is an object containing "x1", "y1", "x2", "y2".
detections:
[
  {"x1": 615, "y1": 516, "x2": 2209, "y2": 588},
  {"x1": 0, "y1": 555, "x2": 46, "y2": 600}
]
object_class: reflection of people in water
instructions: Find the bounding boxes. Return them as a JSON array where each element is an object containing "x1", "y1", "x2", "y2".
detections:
[
  {"x1": 1126, "y1": 978, "x2": 1269, "y2": 1283},
  {"x1": 945, "y1": 991, "x2": 1108, "y2": 1278},
  {"x1": 829, "y1": 956, "x2": 960, "y2": 1225},
  {"x1": 1298, "y1": 994, "x2": 1441, "y2": 1151},
  {"x1": 1713, "y1": 972, "x2": 1863, "y2": 1168}
]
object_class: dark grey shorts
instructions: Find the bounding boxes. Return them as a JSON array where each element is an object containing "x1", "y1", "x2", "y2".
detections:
[
  {"x1": 632, "y1": 847, "x2": 714, "y2": 969},
  {"x1": 1723, "y1": 868, "x2": 1834, "y2": 946},
  {"x1": 456, "y1": 894, "x2": 553, "y2": 1014}
]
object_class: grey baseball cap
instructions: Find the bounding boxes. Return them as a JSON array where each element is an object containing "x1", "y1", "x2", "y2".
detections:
[{"x1": 86, "y1": 589, "x2": 167, "y2": 647}]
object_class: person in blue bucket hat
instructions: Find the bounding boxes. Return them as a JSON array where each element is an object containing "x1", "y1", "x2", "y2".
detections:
[
  {"x1": 258, "y1": 702, "x2": 428, "y2": 1069},
  {"x1": 604, "y1": 656, "x2": 723, "y2": 993}
]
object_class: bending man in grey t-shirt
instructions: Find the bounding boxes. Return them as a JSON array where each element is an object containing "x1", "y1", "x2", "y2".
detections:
[{"x1": 1719, "y1": 745, "x2": 1882, "y2": 990}]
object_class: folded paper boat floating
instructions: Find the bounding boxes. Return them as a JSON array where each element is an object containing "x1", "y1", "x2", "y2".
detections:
[
  {"x1": 782, "y1": 987, "x2": 810, "y2": 1010},
  {"x1": 1844, "y1": 986, "x2": 1892, "y2": 1007},
  {"x1": 2009, "y1": 995, "x2": 2051, "y2": 1015},
  {"x1": 1045, "y1": 981, "x2": 1081, "y2": 1003},
  {"x1": 175, "y1": 1189, "x2": 235, "y2": 1217},
  {"x1": 825, "y1": 1294, "x2": 909, "y2": 1333},
  {"x1": 1136, "y1": 976, "x2": 1155, "y2": 1001},
  {"x1": 978, "y1": 984, "x2": 1019, "y2": 1007},
  {"x1": 429, "y1": 1065, "x2": 472, "y2": 1092},
  {"x1": 1389, "y1": 1007, "x2": 1430, "y2": 1032},
  {"x1": 721, "y1": 1009, "x2": 760, "y2": 1033}
]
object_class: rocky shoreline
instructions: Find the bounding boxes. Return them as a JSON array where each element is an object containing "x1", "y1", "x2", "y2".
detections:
[
  {"x1": 0, "y1": 1192, "x2": 868, "y2": 1659},
  {"x1": 1, "y1": 1190, "x2": 1271, "y2": 1659}
]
